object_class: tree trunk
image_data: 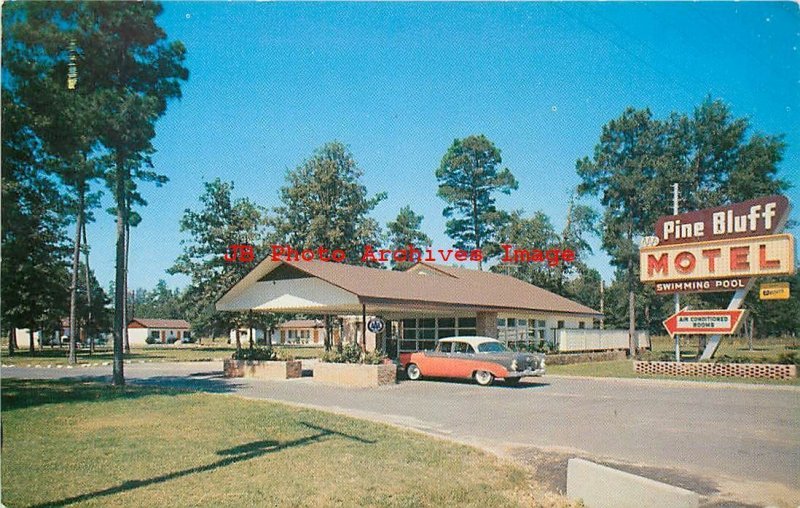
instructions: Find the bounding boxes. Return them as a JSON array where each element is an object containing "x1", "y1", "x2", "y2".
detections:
[
  {"x1": 627, "y1": 220, "x2": 638, "y2": 357},
  {"x1": 83, "y1": 221, "x2": 94, "y2": 355},
  {"x1": 123, "y1": 218, "x2": 131, "y2": 354},
  {"x1": 29, "y1": 328, "x2": 34, "y2": 353},
  {"x1": 235, "y1": 328, "x2": 242, "y2": 355},
  {"x1": 68, "y1": 185, "x2": 85, "y2": 365},
  {"x1": 112, "y1": 157, "x2": 127, "y2": 386},
  {"x1": 8, "y1": 327, "x2": 15, "y2": 356},
  {"x1": 324, "y1": 315, "x2": 331, "y2": 351}
]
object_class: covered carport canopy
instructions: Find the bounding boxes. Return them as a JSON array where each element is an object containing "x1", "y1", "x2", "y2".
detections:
[{"x1": 216, "y1": 259, "x2": 602, "y2": 343}]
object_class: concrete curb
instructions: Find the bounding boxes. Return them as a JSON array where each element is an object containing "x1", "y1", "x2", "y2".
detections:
[
  {"x1": 1, "y1": 358, "x2": 230, "y2": 369},
  {"x1": 566, "y1": 458, "x2": 699, "y2": 508},
  {"x1": 545, "y1": 374, "x2": 800, "y2": 392}
]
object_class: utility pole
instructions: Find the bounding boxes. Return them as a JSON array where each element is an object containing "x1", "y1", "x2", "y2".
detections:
[
  {"x1": 673, "y1": 183, "x2": 681, "y2": 363},
  {"x1": 599, "y1": 279, "x2": 605, "y2": 330}
]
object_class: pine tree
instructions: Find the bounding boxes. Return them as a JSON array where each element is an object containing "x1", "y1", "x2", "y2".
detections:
[
  {"x1": 386, "y1": 206, "x2": 432, "y2": 270},
  {"x1": 436, "y1": 135, "x2": 518, "y2": 270}
]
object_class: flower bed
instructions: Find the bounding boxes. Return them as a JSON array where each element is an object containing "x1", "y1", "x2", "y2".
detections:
[
  {"x1": 634, "y1": 361, "x2": 796, "y2": 380},
  {"x1": 223, "y1": 359, "x2": 302, "y2": 380}
]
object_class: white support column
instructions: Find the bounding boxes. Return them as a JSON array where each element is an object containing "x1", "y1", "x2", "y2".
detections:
[{"x1": 700, "y1": 279, "x2": 754, "y2": 360}]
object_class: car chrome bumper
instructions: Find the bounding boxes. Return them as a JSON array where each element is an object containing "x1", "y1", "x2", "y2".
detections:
[{"x1": 505, "y1": 368, "x2": 545, "y2": 378}]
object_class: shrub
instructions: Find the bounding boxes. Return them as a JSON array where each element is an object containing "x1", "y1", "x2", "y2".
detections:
[
  {"x1": 319, "y1": 342, "x2": 387, "y2": 364},
  {"x1": 777, "y1": 352, "x2": 800, "y2": 366},
  {"x1": 145, "y1": 336, "x2": 158, "y2": 345},
  {"x1": 231, "y1": 347, "x2": 278, "y2": 361}
]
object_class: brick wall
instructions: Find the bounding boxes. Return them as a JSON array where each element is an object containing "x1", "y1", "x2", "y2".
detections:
[{"x1": 634, "y1": 361, "x2": 797, "y2": 380}]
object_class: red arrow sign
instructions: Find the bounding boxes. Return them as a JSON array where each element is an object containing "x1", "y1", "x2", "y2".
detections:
[{"x1": 663, "y1": 308, "x2": 745, "y2": 337}]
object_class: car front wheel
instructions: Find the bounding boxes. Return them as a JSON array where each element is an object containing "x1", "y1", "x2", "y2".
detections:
[
  {"x1": 474, "y1": 370, "x2": 494, "y2": 386},
  {"x1": 406, "y1": 363, "x2": 422, "y2": 381}
]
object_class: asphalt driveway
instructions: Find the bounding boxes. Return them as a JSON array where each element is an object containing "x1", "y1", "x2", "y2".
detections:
[{"x1": 4, "y1": 361, "x2": 799, "y2": 505}]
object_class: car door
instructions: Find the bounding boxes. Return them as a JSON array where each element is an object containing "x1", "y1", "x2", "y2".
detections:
[
  {"x1": 419, "y1": 341, "x2": 452, "y2": 377},
  {"x1": 448, "y1": 340, "x2": 477, "y2": 378}
]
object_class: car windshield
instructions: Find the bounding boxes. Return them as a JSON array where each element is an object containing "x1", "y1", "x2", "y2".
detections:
[{"x1": 477, "y1": 342, "x2": 509, "y2": 353}]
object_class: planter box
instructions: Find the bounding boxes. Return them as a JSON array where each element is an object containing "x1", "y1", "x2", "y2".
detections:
[
  {"x1": 223, "y1": 359, "x2": 302, "y2": 380},
  {"x1": 634, "y1": 361, "x2": 797, "y2": 380},
  {"x1": 313, "y1": 362, "x2": 397, "y2": 388}
]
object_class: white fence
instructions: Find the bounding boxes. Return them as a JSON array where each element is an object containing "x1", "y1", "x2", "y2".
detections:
[{"x1": 553, "y1": 328, "x2": 650, "y2": 353}]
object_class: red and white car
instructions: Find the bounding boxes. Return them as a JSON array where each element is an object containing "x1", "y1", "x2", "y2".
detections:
[{"x1": 399, "y1": 336, "x2": 545, "y2": 386}]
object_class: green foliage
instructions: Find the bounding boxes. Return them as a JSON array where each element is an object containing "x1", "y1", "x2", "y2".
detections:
[
  {"x1": 577, "y1": 99, "x2": 790, "y2": 333},
  {"x1": 76, "y1": 263, "x2": 112, "y2": 335},
  {"x1": 169, "y1": 179, "x2": 271, "y2": 338},
  {"x1": 436, "y1": 135, "x2": 518, "y2": 268},
  {"x1": 131, "y1": 280, "x2": 185, "y2": 321},
  {"x1": 776, "y1": 352, "x2": 800, "y2": 366},
  {"x1": 743, "y1": 273, "x2": 800, "y2": 338},
  {"x1": 386, "y1": 206, "x2": 432, "y2": 270},
  {"x1": 271, "y1": 141, "x2": 386, "y2": 265},
  {"x1": 507, "y1": 341, "x2": 549, "y2": 353},
  {"x1": 0, "y1": 90, "x2": 71, "y2": 343},
  {"x1": 231, "y1": 347, "x2": 278, "y2": 362},
  {"x1": 145, "y1": 336, "x2": 158, "y2": 345},
  {"x1": 320, "y1": 343, "x2": 386, "y2": 364}
]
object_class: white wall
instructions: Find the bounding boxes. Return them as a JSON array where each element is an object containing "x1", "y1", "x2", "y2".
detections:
[{"x1": 128, "y1": 328, "x2": 149, "y2": 346}]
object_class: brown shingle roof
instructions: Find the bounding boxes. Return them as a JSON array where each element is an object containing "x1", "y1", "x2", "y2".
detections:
[
  {"x1": 254, "y1": 260, "x2": 600, "y2": 316},
  {"x1": 129, "y1": 318, "x2": 190, "y2": 329},
  {"x1": 279, "y1": 319, "x2": 325, "y2": 329}
]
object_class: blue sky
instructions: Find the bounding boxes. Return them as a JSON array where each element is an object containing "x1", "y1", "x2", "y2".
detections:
[{"x1": 84, "y1": 2, "x2": 800, "y2": 291}]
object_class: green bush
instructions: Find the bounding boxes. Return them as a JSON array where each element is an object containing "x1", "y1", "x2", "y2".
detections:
[
  {"x1": 319, "y1": 342, "x2": 387, "y2": 364},
  {"x1": 231, "y1": 347, "x2": 277, "y2": 361},
  {"x1": 777, "y1": 352, "x2": 800, "y2": 366},
  {"x1": 145, "y1": 336, "x2": 157, "y2": 345}
]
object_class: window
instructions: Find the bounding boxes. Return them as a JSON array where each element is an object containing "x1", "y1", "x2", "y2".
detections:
[
  {"x1": 396, "y1": 317, "x2": 483, "y2": 352},
  {"x1": 496, "y1": 318, "x2": 506, "y2": 327},
  {"x1": 578, "y1": 322, "x2": 586, "y2": 329},
  {"x1": 437, "y1": 341, "x2": 452, "y2": 353},
  {"x1": 557, "y1": 320, "x2": 565, "y2": 329},
  {"x1": 419, "y1": 318, "x2": 436, "y2": 328},
  {"x1": 477, "y1": 341, "x2": 509, "y2": 353},
  {"x1": 452, "y1": 341, "x2": 475, "y2": 354},
  {"x1": 458, "y1": 317, "x2": 476, "y2": 328},
  {"x1": 150, "y1": 331, "x2": 160, "y2": 339},
  {"x1": 438, "y1": 328, "x2": 455, "y2": 339}
]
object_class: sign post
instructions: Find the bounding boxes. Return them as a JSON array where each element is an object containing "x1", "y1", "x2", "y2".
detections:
[
  {"x1": 638, "y1": 194, "x2": 794, "y2": 360},
  {"x1": 672, "y1": 183, "x2": 680, "y2": 362}
]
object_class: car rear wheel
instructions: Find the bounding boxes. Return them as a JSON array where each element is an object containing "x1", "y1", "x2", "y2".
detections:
[
  {"x1": 474, "y1": 370, "x2": 494, "y2": 386},
  {"x1": 406, "y1": 363, "x2": 422, "y2": 381}
]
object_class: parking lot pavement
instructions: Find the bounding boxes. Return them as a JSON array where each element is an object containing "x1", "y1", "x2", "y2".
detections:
[{"x1": 4, "y1": 361, "x2": 799, "y2": 502}]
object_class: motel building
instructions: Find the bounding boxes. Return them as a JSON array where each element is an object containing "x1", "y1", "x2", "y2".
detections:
[
  {"x1": 216, "y1": 259, "x2": 608, "y2": 356},
  {"x1": 128, "y1": 318, "x2": 192, "y2": 346}
]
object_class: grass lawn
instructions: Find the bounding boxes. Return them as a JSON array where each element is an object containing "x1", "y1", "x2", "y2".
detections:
[
  {"x1": 0, "y1": 379, "x2": 568, "y2": 508},
  {"x1": 547, "y1": 359, "x2": 800, "y2": 386},
  {"x1": 0, "y1": 344, "x2": 325, "y2": 366},
  {"x1": 648, "y1": 334, "x2": 798, "y2": 363},
  {"x1": 544, "y1": 335, "x2": 799, "y2": 385}
]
